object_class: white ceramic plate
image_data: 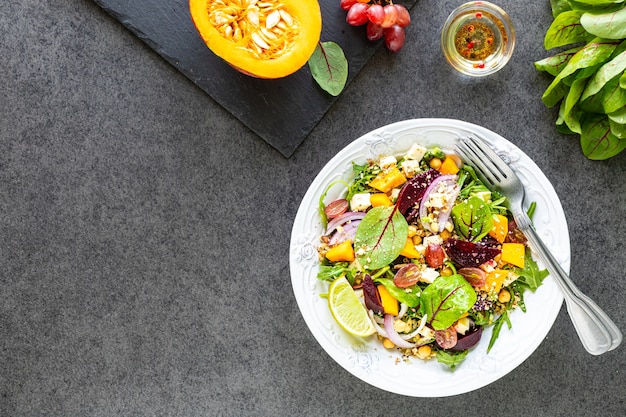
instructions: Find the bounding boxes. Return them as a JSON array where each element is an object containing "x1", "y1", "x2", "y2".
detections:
[{"x1": 289, "y1": 119, "x2": 569, "y2": 397}]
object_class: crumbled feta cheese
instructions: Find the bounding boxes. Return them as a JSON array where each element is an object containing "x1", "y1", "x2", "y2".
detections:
[
  {"x1": 390, "y1": 188, "x2": 400, "y2": 201},
  {"x1": 423, "y1": 235, "x2": 443, "y2": 246},
  {"x1": 350, "y1": 193, "x2": 371, "y2": 212},
  {"x1": 420, "y1": 267, "x2": 439, "y2": 283},
  {"x1": 379, "y1": 155, "x2": 397, "y2": 169},
  {"x1": 401, "y1": 159, "x2": 421, "y2": 178},
  {"x1": 406, "y1": 143, "x2": 427, "y2": 161}
]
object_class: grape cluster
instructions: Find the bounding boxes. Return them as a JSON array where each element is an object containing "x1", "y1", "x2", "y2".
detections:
[{"x1": 340, "y1": 0, "x2": 411, "y2": 52}]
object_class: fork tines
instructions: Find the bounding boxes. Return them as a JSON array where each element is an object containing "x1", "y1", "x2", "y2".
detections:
[{"x1": 455, "y1": 135, "x2": 509, "y2": 186}]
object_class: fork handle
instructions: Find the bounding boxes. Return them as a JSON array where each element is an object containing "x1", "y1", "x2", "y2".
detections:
[{"x1": 515, "y1": 213, "x2": 623, "y2": 355}]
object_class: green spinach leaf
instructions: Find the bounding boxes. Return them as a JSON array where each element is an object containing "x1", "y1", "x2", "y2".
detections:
[
  {"x1": 354, "y1": 206, "x2": 408, "y2": 270},
  {"x1": 419, "y1": 274, "x2": 477, "y2": 330},
  {"x1": 581, "y1": 50, "x2": 626, "y2": 101}
]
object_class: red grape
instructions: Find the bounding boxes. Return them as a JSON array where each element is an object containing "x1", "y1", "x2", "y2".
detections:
[
  {"x1": 366, "y1": 4, "x2": 385, "y2": 26},
  {"x1": 384, "y1": 25, "x2": 405, "y2": 52},
  {"x1": 340, "y1": 0, "x2": 357, "y2": 11},
  {"x1": 346, "y1": 3, "x2": 369, "y2": 26},
  {"x1": 380, "y1": 4, "x2": 398, "y2": 28},
  {"x1": 366, "y1": 21, "x2": 384, "y2": 41},
  {"x1": 395, "y1": 4, "x2": 411, "y2": 27}
]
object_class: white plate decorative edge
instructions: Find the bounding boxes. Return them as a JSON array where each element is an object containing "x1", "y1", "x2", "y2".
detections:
[{"x1": 289, "y1": 119, "x2": 569, "y2": 397}]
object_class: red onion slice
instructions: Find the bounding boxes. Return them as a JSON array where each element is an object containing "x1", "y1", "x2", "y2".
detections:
[
  {"x1": 418, "y1": 175, "x2": 460, "y2": 233},
  {"x1": 328, "y1": 220, "x2": 361, "y2": 245},
  {"x1": 325, "y1": 211, "x2": 366, "y2": 236},
  {"x1": 383, "y1": 314, "x2": 416, "y2": 349}
]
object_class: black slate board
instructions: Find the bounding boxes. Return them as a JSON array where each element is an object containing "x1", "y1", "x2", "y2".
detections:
[{"x1": 92, "y1": 0, "x2": 418, "y2": 157}]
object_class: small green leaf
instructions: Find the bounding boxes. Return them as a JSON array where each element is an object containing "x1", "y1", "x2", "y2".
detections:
[
  {"x1": 514, "y1": 248, "x2": 550, "y2": 291},
  {"x1": 581, "y1": 7, "x2": 626, "y2": 39},
  {"x1": 550, "y1": 0, "x2": 572, "y2": 17},
  {"x1": 542, "y1": 38, "x2": 620, "y2": 106},
  {"x1": 600, "y1": 76, "x2": 626, "y2": 113},
  {"x1": 581, "y1": 50, "x2": 626, "y2": 101},
  {"x1": 419, "y1": 275, "x2": 477, "y2": 331},
  {"x1": 308, "y1": 41, "x2": 348, "y2": 97},
  {"x1": 608, "y1": 106, "x2": 626, "y2": 123},
  {"x1": 354, "y1": 206, "x2": 408, "y2": 270},
  {"x1": 544, "y1": 10, "x2": 590, "y2": 50},
  {"x1": 609, "y1": 118, "x2": 626, "y2": 138},
  {"x1": 581, "y1": 114, "x2": 626, "y2": 159},
  {"x1": 374, "y1": 278, "x2": 420, "y2": 307},
  {"x1": 436, "y1": 350, "x2": 469, "y2": 369},
  {"x1": 534, "y1": 46, "x2": 582, "y2": 76},
  {"x1": 451, "y1": 196, "x2": 494, "y2": 242},
  {"x1": 563, "y1": 77, "x2": 588, "y2": 133},
  {"x1": 569, "y1": 0, "x2": 626, "y2": 14}
]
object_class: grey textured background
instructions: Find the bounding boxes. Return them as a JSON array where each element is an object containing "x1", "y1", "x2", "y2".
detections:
[{"x1": 1, "y1": 0, "x2": 625, "y2": 416}]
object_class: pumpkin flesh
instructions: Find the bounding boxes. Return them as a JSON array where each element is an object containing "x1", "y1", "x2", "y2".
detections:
[{"x1": 189, "y1": 0, "x2": 322, "y2": 79}]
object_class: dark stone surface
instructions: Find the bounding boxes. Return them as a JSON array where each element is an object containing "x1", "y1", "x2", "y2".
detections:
[
  {"x1": 1, "y1": 1, "x2": 625, "y2": 416},
  {"x1": 91, "y1": 0, "x2": 416, "y2": 157}
]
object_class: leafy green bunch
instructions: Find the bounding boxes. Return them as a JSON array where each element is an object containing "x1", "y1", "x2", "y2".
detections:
[{"x1": 535, "y1": 0, "x2": 626, "y2": 160}]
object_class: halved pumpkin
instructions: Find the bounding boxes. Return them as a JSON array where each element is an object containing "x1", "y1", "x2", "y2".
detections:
[{"x1": 189, "y1": 0, "x2": 322, "y2": 79}]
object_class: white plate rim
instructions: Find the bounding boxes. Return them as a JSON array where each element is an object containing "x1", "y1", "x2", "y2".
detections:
[{"x1": 289, "y1": 118, "x2": 569, "y2": 397}]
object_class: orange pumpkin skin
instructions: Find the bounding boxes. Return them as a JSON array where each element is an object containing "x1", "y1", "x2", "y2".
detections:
[{"x1": 189, "y1": 0, "x2": 322, "y2": 79}]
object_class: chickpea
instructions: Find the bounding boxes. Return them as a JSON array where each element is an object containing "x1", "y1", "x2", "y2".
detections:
[
  {"x1": 412, "y1": 235, "x2": 422, "y2": 245},
  {"x1": 383, "y1": 338, "x2": 395, "y2": 349},
  {"x1": 429, "y1": 158, "x2": 442, "y2": 170},
  {"x1": 498, "y1": 289, "x2": 511, "y2": 304},
  {"x1": 416, "y1": 345, "x2": 432, "y2": 359},
  {"x1": 407, "y1": 225, "x2": 418, "y2": 238},
  {"x1": 439, "y1": 229, "x2": 451, "y2": 240},
  {"x1": 440, "y1": 266, "x2": 453, "y2": 277}
]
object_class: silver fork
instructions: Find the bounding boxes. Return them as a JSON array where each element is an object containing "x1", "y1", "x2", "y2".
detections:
[{"x1": 456, "y1": 134, "x2": 622, "y2": 355}]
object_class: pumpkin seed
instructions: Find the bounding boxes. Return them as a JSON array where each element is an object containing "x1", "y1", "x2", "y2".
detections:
[
  {"x1": 266, "y1": 9, "x2": 281, "y2": 29},
  {"x1": 279, "y1": 9, "x2": 293, "y2": 26},
  {"x1": 208, "y1": 0, "x2": 299, "y2": 59},
  {"x1": 251, "y1": 31, "x2": 270, "y2": 49}
]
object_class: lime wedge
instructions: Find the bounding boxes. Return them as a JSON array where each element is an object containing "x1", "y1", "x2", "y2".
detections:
[{"x1": 328, "y1": 276, "x2": 376, "y2": 337}]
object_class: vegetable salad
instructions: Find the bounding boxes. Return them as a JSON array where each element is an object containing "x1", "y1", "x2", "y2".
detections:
[{"x1": 317, "y1": 143, "x2": 549, "y2": 369}]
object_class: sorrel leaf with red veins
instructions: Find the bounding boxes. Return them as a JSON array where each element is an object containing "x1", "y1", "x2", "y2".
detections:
[
  {"x1": 451, "y1": 196, "x2": 494, "y2": 242},
  {"x1": 419, "y1": 274, "x2": 477, "y2": 330},
  {"x1": 354, "y1": 206, "x2": 408, "y2": 270},
  {"x1": 308, "y1": 41, "x2": 348, "y2": 97}
]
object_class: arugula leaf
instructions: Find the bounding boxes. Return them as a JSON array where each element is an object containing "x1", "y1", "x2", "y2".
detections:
[
  {"x1": 487, "y1": 311, "x2": 512, "y2": 353},
  {"x1": 436, "y1": 349, "x2": 469, "y2": 369},
  {"x1": 346, "y1": 162, "x2": 378, "y2": 202},
  {"x1": 451, "y1": 196, "x2": 494, "y2": 242},
  {"x1": 420, "y1": 274, "x2": 477, "y2": 330},
  {"x1": 317, "y1": 263, "x2": 356, "y2": 284},
  {"x1": 354, "y1": 206, "x2": 408, "y2": 270},
  {"x1": 308, "y1": 42, "x2": 348, "y2": 97},
  {"x1": 374, "y1": 277, "x2": 420, "y2": 307},
  {"x1": 514, "y1": 247, "x2": 550, "y2": 291}
]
